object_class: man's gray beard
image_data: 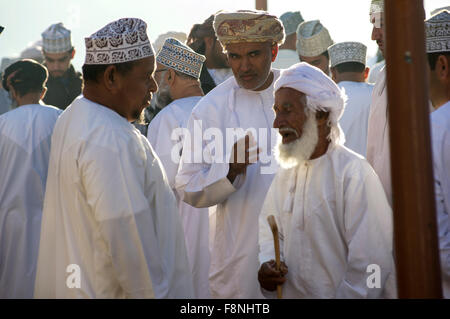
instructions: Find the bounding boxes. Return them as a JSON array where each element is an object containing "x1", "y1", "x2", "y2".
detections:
[
  {"x1": 275, "y1": 112, "x2": 319, "y2": 169},
  {"x1": 154, "y1": 80, "x2": 173, "y2": 109}
]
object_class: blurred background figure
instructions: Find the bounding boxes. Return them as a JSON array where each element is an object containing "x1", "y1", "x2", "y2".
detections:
[
  {"x1": 187, "y1": 14, "x2": 232, "y2": 95},
  {"x1": 272, "y1": 11, "x2": 303, "y2": 69},
  {"x1": 329, "y1": 41, "x2": 373, "y2": 156},
  {"x1": 147, "y1": 37, "x2": 209, "y2": 298},
  {"x1": 425, "y1": 9, "x2": 450, "y2": 299},
  {"x1": 41, "y1": 23, "x2": 82, "y2": 110},
  {"x1": 296, "y1": 19, "x2": 333, "y2": 75},
  {"x1": 134, "y1": 30, "x2": 188, "y2": 133},
  {"x1": 0, "y1": 59, "x2": 61, "y2": 298}
]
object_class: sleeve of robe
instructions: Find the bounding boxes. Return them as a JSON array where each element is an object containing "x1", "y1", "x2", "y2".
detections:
[
  {"x1": 175, "y1": 108, "x2": 245, "y2": 208},
  {"x1": 431, "y1": 119, "x2": 450, "y2": 292},
  {"x1": 80, "y1": 130, "x2": 193, "y2": 298},
  {"x1": 147, "y1": 108, "x2": 181, "y2": 189},
  {"x1": 335, "y1": 161, "x2": 396, "y2": 299}
]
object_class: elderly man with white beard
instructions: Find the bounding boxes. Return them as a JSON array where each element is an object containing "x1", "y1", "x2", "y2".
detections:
[{"x1": 258, "y1": 62, "x2": 397, "y2": 298}]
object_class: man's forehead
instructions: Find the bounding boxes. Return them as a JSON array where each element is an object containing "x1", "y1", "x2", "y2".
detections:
[
  {"x1": 43, "y1": 51, "x2": 71, "y2": 59},
  {"x1": 276, "y1": 87, "x2": 306, "y2": 98},
  {"x1": 225, "y1": 41, "x2": 271, "y2": 52}
]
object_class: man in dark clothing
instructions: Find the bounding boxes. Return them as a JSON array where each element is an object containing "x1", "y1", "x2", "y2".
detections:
[
  {"x1": 41, "y1": 23, "x2": 82, "y2": 110},
  {"x1": 187, "y1": 14, "x2": 232, "y2": 94}
]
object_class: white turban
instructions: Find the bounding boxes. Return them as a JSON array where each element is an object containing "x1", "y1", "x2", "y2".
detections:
[{"x1": 273, "y1": 62, "x2": 346, "y2": 145}]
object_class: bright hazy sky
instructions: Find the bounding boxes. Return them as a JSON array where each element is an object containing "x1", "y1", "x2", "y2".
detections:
[{"x1": 1, "y1": 0, "x2": 449, "y2": 70}]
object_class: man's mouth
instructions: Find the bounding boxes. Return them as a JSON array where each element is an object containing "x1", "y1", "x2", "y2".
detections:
[
  {"x1": 240, "y1": 73, "x2": 256, "y2": 81},
  {"x1": 279, "y1": 127, "x2": 299, "y2": 144}
]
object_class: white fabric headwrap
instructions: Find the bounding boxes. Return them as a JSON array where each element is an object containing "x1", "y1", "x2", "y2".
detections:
[{"x1": 274, "y1": 62, "x2": 346, "y2": 145}]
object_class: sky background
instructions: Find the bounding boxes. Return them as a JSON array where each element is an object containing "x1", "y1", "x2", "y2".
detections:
[{"x1": 1, "y1": 0, "x2": 449, "y2": 71}]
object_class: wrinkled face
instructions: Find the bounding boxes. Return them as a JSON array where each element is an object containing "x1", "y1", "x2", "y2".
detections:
[
  {"x1": 43, "y1": 50, "x2": 73, "y2": 78},
  {"x1": 371, "y1": 13, "x2": 385, "y2": 55},
  {"x1": 273, "y1": 87, "x2": 308, "y2": 144},
  {"x1": 116, "y1": 56, "x2": 158, "y2": 121},
  {"x1": 299, "y1": 54, "x2": 330, "y2": 75},
  {"x1": 226, "y1": 41, "x2": 274, "y2": 91}
]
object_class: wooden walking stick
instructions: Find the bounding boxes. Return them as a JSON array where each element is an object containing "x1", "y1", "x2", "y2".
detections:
[{"x1": 267, "y1": 215, "x2": 282, "y2": 299}]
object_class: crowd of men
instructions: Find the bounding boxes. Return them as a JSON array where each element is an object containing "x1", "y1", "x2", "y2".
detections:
[{"x1": 0, "y1": 0, "x2": 449, "y2": 299}]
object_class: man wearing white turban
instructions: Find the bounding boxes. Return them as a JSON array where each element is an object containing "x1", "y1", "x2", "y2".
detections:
[{"x1": 258, "y1": 62, "x2": 397, "y2": 298}]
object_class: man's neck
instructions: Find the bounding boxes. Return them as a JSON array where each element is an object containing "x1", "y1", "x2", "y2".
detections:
[
  {"x1": 309, "y1": 139, "x2": 330, "y2": 160},
  {"x1": 16, "y1": 93, "x2": 41, "y2": 106},
  {"x1": 336, "y1": 72, "x2": 366, "y2": 83},
  {"x1": 171, "y1": 83, "x2": 204, "y2": 101},
  {"x1": 253, "y1": 71, "x2": 274, "y2": 92}
]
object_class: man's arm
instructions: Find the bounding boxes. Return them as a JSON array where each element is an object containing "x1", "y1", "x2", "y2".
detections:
[
  {"x1": 336, "y1": 163, "x2": 396, "y2": 299},
  {"x1": 258, "y1": 176, "x2": 287, "y2": 297},
  {"x1": 175, "y1": 112, "x2": 257, "y2": 208},
  {"x1": 80, "y1": 136, "x2": 159, "y2": 298}
]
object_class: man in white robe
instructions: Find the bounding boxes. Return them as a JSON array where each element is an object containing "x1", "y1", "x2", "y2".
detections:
[
  {"x1": 366, "y1": 0, "x2": 393, "y2": 204},
  {"x1": 329, "y1": 41, "x2": 373, "y2": 156},
  {"x1": 425, "y1": 10, "x2": 450, "y2": 298},
  {"x1": 0, "y1": 60, "x2": 61, "y2": 298},
  {"x1": 34, "y1": 18, "x2": 194, "y2": 299},
  {"x1": 258, "y1": 62, "x2": 396, "y2": 298},
  {"x1": 147, "y1": 38, "x2": 210, "y2": 298},
  {"x1": 272, "y1": 11, "x2": 302, "y2": 69},
  {"x1": 175, "y1": 10, "x2": 285, "y2": 299}
]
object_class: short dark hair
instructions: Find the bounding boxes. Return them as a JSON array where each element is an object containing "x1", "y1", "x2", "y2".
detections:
[
  {"x1": 321, "y1": 50, "x2": 329, "y2": 60},
  {"x1": 82, "y1": 60, "x2": 138, "y2": 83},
  {"x1": 2, "y1": 59, "x2": 48, "y2": 96},
  {"x1": 427, "y1": 52, "x2": 450, "y2": 71},
  {"x1": 334, "y1": 62, "x2": 366, "y2": 73}
]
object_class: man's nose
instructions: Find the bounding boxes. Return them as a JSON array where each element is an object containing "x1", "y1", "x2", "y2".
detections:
[
  {"x1": 240, "y1": 56, "x2": 251, "y2": 72},
  {"x1": 371, "y1": 26, "x2": 379, "y2": 41},
  {"x1": 149, "y1": 76, "x2": 158, "y2": 93},
  {"x1": 273, "y1": 113, "x2": 285, "y2": 129}
]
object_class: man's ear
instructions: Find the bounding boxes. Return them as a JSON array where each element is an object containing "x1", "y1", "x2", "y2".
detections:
[
  {"x1": 40, "y1": 87, "x2": 48, "y2": 100},
  {"x1": 330, "y1": 67, "x2": 338, "y2": 83},
  {"x1": 70, "y1": 49, "x2": 76, "y2": 60},
  {"x1": 437, "y1": 54, "x2": 449, "y2": 82},
  {"x1": 364, "y1": 67, "x2": 370, "y2": 81},
  {"x1": 103, "y1": 65, "x2": 121, "y2": 93},
  {"x1": 9, "y1": 86, "x2": 18, "y2": 102},
  {"x1": 271, "y1": 44, "x2": 279, "y2": 62},
  {"x1": 167, "y1": 68, "x2": 176, "y2": 86},
  {"x1": 315, "y1": 111, "x2": 330, "y2": 126}
]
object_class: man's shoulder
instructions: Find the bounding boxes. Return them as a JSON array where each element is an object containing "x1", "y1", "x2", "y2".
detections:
[
  {"x1": 58, "y1": 98, "x2": 135, "y2": 147},
  {"x1": 329, "y1": 145, "x2": 373, "y2": 176},
  {"x1": 191, "y1": 79, "x2": 236, "y2": 117},
  {"x1": 431, "y1": 101, "x2": 450, "y2": 126}
]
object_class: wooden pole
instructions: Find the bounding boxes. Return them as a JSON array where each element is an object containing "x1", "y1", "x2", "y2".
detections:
[
  {"x1": 384, "y1": 0, "x2": 442, "y2": 298},
  {"x1": 256, "y1": 0, "x2": 267, "y2": 11}
]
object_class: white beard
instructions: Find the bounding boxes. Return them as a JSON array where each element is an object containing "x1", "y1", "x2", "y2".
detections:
[{"x1": 275, "y1": 112, "x2": 319, "y2": 169}]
